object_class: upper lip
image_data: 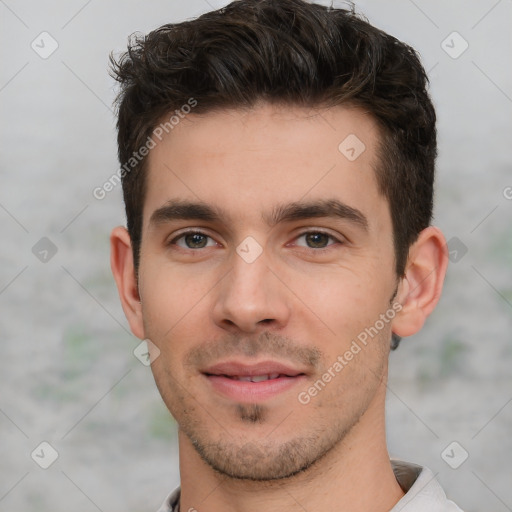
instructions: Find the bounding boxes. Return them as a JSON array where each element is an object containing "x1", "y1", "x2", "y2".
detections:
[{"x1": 202, "y1": 360, "x2": 306, "y2": 377}]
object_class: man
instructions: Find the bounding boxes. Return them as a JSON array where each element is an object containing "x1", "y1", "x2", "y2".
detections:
[{"x1": 109, "y1": 1, "x2": 462, "y2": 510}]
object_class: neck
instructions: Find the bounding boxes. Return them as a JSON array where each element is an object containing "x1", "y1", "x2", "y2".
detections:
[{"x1": 177, "y1": 383, "x2": 404, "y2": 512}]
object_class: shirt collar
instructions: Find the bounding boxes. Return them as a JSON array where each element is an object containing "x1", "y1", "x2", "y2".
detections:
[{"x1": 157, "y1": 460, "x2": 462, "y2": 512}]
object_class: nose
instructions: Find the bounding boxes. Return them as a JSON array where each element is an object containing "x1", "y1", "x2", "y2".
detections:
[{"x1": 212, "y1": 247, "x2": 291, "y2": 334}]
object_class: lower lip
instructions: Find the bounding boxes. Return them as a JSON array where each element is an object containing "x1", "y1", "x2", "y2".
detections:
[{"x1": 204, "y1": 374, "x2": 306, "y2": 403}]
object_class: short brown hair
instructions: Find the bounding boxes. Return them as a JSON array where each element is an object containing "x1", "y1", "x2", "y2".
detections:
[{"x1": 110, "y1": 0, "x2": 436, "y2": 277}]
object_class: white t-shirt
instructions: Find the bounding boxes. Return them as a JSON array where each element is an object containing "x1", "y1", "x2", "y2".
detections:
[{"x1": 156, "y1": 460, "x2": 463, "y2": 512}]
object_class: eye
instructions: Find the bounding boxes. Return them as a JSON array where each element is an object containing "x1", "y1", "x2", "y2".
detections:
[
  {"x1": 294, "y1": 231, "x2": 341, "y2": 249},
  {"x1": 170, "y1": 231, "x2": 217, "y2": 249}
]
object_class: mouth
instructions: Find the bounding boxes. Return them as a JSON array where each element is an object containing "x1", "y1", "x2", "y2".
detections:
[
  {"x1": 219, "y1": 373, "x2": 293, "y2": 382},
  {"x1": 201, "y1": 361, "x2": 307, "y2": 403}
]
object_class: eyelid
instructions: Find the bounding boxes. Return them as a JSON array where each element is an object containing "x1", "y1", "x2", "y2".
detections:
[
  {"x1": 291, "y1": 229, "x2": 344, "y2": 248},
  {"x1": 167, "y1": 228, "x2": 220, "y2": 247},
  {"x1": 166, "y1": 228, "x2": 345, "y2": 249}
]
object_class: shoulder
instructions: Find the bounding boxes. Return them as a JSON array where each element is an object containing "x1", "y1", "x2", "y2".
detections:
[
  {"x1": 155, "y1": 486, "x2": 180, "y2": 512},
  {"x1": 391, "y1": 460, "x2": 464, "y2": 512}
]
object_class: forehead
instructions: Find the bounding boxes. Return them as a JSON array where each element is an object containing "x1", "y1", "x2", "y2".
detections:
[{"x1": 143, "y1": 104, "x2": 388, "y2": 231}]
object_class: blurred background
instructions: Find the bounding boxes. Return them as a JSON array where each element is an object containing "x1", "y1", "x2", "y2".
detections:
[{"x1": 1, "y1": 1, "x2": 511, "y2": 510}]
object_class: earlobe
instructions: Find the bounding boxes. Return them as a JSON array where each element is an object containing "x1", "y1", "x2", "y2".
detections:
[
  {"x1": 391, "y1": 226, "x2": 448, "y2": 338},
  {"x1": 110, "y1": 226, "x2": 145, "y2": 340}
]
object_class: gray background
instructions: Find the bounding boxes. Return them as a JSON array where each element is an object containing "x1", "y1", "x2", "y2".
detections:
[{"x1": 1, "y1": 0, "x2": 511, "y2": 511}]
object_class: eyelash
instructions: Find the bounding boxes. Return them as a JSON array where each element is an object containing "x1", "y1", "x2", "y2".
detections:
[{"x1": 167, "y1": 229, "x2": 343, "y2": 251}]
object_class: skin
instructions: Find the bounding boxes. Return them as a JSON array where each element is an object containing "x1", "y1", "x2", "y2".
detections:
[{"x1": 111, "y1": 103, "x2": 448, "y2": 512}]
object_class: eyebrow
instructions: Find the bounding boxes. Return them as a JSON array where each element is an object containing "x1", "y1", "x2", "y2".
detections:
[{"x1": 149, "y1": 198, "x2": 369, "y2": 231}]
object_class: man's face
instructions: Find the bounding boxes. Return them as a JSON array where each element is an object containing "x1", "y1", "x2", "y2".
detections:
[{"x1": 137, "y1": 104, "x2": 399, "y2": 480}]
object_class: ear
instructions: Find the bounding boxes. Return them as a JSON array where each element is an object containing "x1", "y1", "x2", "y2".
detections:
[
  {"x1": 110, "y1": 226, "x2": 145, "y2": 340},
  {"x1": 391, "y1": 226, "x2": 448, "y2": 337}
]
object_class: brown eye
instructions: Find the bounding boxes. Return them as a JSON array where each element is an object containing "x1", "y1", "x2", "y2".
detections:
[
  {"x1": 295, "y1": 231, "x2": 339, "y2": 249},
  {"x1": 184, "y1": 233, "x2": 208, "y2": 248},
  {"x1": 170, "y1": 231, "x2": 216, "y2": 249},
  {"x1": 304, "y1": 232, "x2": 331, "y2": 248}
]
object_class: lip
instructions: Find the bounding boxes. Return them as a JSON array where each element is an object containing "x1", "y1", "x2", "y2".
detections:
[
  {"x1": 203, "y1": 360, "x2": 305, "y2": 377},
  {"x1": 202, "y1": 360, "x2": 308, "y2": 403}
]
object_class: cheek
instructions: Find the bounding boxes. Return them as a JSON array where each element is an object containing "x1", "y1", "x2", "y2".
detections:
[
  {"x1": 138, "y1": 260, "x2": 214, "y2": 338},
  {"x1": 297, "y1": 268, "x2": 391, "y2": 340}
]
